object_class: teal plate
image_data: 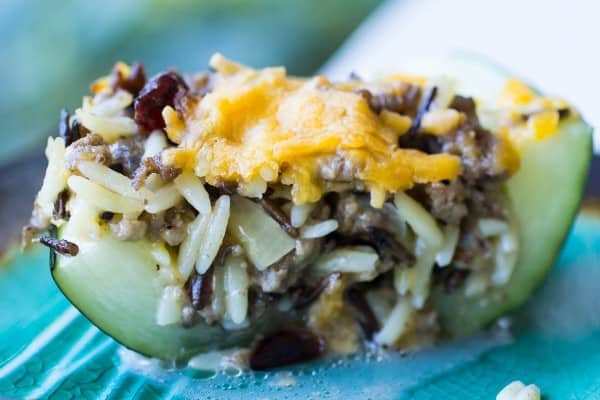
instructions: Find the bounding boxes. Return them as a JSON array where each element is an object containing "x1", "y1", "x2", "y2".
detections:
[{"x1": 1, "y1": 210, "x2": 600, "y2": 399}]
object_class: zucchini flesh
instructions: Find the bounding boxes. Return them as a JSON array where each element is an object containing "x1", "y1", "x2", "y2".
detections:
[{"x1": 53, "y1": 229, "x2": 292, "y2": 360}]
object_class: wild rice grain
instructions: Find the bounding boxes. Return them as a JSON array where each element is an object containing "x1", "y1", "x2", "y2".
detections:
[
  {"x1": 39, "y1": 236, "x2": 79, "y2": 256},
  {"x1": 52, "y1": 189, "x2": 70, "y2": 221},
  {"x1": 196, "y1": 195, "x2": 230, "y2": 274},
  {"x1": 59, "y1": 109, "x2": 81, "y2": 146}
]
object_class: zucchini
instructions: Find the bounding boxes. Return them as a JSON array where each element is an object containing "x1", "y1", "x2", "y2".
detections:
[
  {"x1": 53, "y1": 223, "x2": 291, "y2": 360},
  {"x1": 419, "y1": 55, "x2": 593, "y2": 335},
  {"x1": 49, "y1": 55, "x2": 593, "y2": 359}
]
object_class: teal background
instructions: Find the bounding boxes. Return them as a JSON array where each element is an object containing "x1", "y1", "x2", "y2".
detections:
[{"x1": 1, "y1": 211, "x2": 599, "y2": 399}]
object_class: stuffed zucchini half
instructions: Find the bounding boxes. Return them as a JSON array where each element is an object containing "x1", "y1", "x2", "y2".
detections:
[{"x1": 26, "y1": 54, "x2": 592, "y2": 369}]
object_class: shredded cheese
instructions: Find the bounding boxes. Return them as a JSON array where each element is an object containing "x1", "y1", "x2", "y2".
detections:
[
  {"x1": 164, "y1": 54, "x2": 461, "y2": 205},
  {"x1": 158, "y1": 55, "x2": 567, "y2": 205}
]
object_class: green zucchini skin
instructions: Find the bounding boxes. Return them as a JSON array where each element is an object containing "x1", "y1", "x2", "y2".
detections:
[
  {"x1": 52, "y1": 234, "x2": 293, "y2": 360},
  {"x1": 50, "y1": 56, "x2": 593, "y2": 358}
]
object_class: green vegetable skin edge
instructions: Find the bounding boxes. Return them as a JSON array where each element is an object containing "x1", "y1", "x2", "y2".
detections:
[{"x1": 51, "y1": 56, "x2": 593, "y2": 359}]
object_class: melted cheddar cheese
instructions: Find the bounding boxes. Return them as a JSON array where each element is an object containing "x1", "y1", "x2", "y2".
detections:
[{"x1": 161, "y1": 55, "x2": 563, "y2": 206}]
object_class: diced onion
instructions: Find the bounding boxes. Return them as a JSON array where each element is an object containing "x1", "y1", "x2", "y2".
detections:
[{"x1": 228, "y1": 196, "x2": 295, "y2": 270}]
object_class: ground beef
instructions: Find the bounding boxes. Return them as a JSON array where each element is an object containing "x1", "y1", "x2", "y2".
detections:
[
  {"x1": 142, "y1": 203, "x2": 196, "y2": 246},
  {"x1": 109, "y1": 135, "x2": 145, "y2": 178},
  {"x1": 357, "y1": 83, "x2": 422, "y2": 116},
  {"x1": 132, "y1": 154, "x2": 181, "y2": 189},
  {"x1": 466, "y1": 180, "x2": 507, "y2": 219},
  {"x1": 333, "y1": 193, "x2": 414, "y2": 268},
  {"x1": 424, "y1": 180, "x2": 468, "y2": 225},
  {"x1": 437, "y1": 126, "x2": 504, "y2": 183},
  {"x1": 335, "y1": 193, "x2": 383, "y2": 235},
  {"x1": 452, "y1": 227, "x2": 492, "y2": 268},
  {"x1": 109, "y1": 217, "x2": 147, "y2": 241},
  {"x1": 65, "y1": 134, "x2": 111, "y2": 170}
]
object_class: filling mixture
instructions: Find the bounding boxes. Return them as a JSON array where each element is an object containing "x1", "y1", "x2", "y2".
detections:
[{"x1": 26, "y1": 55, "x2": 570, "y2": 370}]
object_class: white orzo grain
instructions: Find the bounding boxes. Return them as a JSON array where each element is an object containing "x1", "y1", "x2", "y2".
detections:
[
  {"x1": 196, "y1": 195, "x2": 230, "y2": 274},
  {"x1": 300, "y1": 219, "x2": 338, "y2": 239},
  {"x1": 290, "y1": 203, "x2": 316, "y2": 228},
  {"x1": 178, "y1": 212, "x2": 210, "y2": 280},
  {"x1": 174, "y1": 172, "x2": 211, "y2": 215},
  {"x1": 394, "y1": 239, "x2": 436, "y2": 309},
  {"x1": 143, "y1": 130, "x2": 168, "y2": 159},
  {"x1": 89, "y1": 90, "x2": 133, "y2": 116},
  {"x1": 374, "y1": 297, "x2": 415, "y2": 346},
  {"x1": 434, "y1": 224, "x2": 460, "y2": 267},
  {"x1": 156, "y1": 286, "x2": 186, "y2": 326},
  {"x1": 492, "y1": 226, "x2": 519, "y2": 286},
  {"x1": 144, "y1": 183, "x2": 183, "y2": 213},
  {"x1": 224, "y1": 255, "x2": 249, "y2": 325},
  {"x1": 237, "y1": 178, "x2": 267, "y2": 198},
  {"x1": 77, "y1": 161, "x2": 151, "y2": 200},
  {"x1": 75, "y1": 108, "x2": 137, "y2": 140},
  {"x1": 67, "y1": 175, "x2": 144, "y2": 215},
  {"x1": 311, "y1": 246, "x2": 379, "y2": 275},
  {"x1": 34, "y1": 137, "x2": 70, "y2": 223},
  {"x1": 394, "y1": 192, "x2": 444, "y2": 249},
  {"x1": 478, "y1": 218, "x2": 509, "y2": 237},
  {"x1": 464, "y1": 270, "x2": 489, "y2": 297}
]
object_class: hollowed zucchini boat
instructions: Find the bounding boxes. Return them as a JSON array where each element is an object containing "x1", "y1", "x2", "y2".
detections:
[{"x1": 28, "y1": 54, "x2": 592, "y2": 367}]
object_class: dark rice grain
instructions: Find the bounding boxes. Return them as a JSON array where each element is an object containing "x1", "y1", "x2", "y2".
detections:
[{"x1": 39, "y1": 236, "x2": 79, "y2": 256}]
